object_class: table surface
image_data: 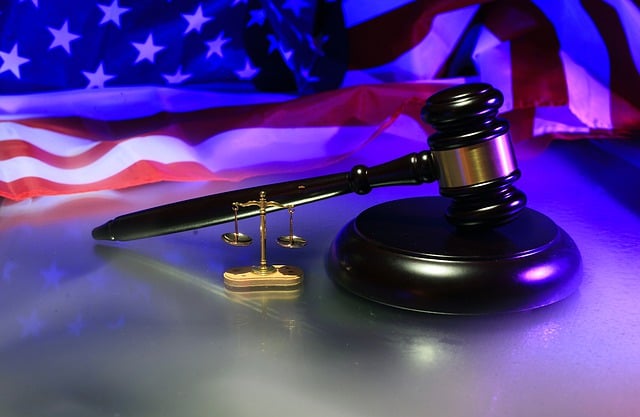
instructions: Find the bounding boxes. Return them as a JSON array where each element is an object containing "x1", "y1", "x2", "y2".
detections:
[{"x1": 1, "y1": 131, "x2": 639, "y2": 417}]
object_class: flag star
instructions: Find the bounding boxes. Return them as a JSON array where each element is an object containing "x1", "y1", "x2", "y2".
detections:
[
  {"x1": 282, "y1": 0, "x2": 310, "y2": 17},
  {"x1": 280, "y1": 47, "x2": 293, "y2": 63},
  {"x1": 300, "y1": 67, "x2": 320, "y2": 83},
  {"x1": 98, "y1": 0, "x2": 130, "y2": 27},
  {"x1": 132, "y1": 33, "x2": 164, "y2": 64},
  {"x1": 246, "y1": 9, "x2": 266, "y2": 27},
  {"x1": 0, "y1": 44, "x2": 29, "y2": 79},
  {"x1": 266, "y1": 35, "x2": 293, "y2": 61},
  {"x1": 41, "y1": 261, "x2": 65, "y2": 290},
  {"x1": 163, "y1": 66, "x2": 191, "y2": 84},
  {"x1": 206, "y1": 32, "x2": 230, "y2": 59},
  {"x1": 266, "y1": 34, "x2": 280, "y2": 54},
  {"x1": 271, "y1": 4, "x2": 284, "y2": 22},
  {"x1": 307, "y1": 33, "x2": 329, "y2": 56},
  {"x1": 83, "y1": 63, "x2": 116, "y2": 88},
  {"x1": 183, "y1": 5, "x2": 212, "y2": 35},
  {"x1": 235, "y1": 59, "x2": 260, "y2": 80},
  {"x1": 48, "y1": 21, "x2": 81, "y2": 54},
  {"x1": 18, "y1": 310, "x2": 44, "y2": 338}
]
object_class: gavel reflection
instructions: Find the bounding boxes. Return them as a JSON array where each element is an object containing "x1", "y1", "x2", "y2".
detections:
[{"x1": 92, "y1": 83, "x2": 526, "y2": 242}]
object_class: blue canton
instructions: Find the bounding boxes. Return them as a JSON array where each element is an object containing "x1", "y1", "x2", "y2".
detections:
[{"x1": 0, "y1": 0, "x2": 346, "y2": 94}]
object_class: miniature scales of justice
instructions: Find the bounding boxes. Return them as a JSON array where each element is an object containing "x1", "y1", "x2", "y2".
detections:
[{"x1": 221, "y1": 191, "x2": 306, "y2": 291}]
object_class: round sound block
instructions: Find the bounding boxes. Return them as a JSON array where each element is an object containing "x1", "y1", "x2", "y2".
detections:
[{"x1": 327, "y1": 197, "x2": 582, "y2": 314}]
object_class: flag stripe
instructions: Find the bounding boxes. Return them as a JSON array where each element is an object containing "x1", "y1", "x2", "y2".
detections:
[
  {"x1": 560, "y1": 51, "x2": 613, "y2": 130},
  {"x1": 0, "y1": 161, "x2": 219, "y2": 201},
  {"x1": 0, "y1": 87, "x2": 293, "y2": 121},
  {"x1": 472, "y1": 29, "x2": 514, "y2": 111},
  {"x1": 0, "y1": 0, "x2": 638, "y2": 202},
  {"x1": 343, "y1": 6, "x2": 479, "y2": 84},
  {"x1": 0, "y1": 82, "x2": 451, "y2": 200},
  {"x1": 581, "y1": 0, "x2": 640, "y2": 131},
  {"x1": 480, "y1": 0, "x2": 568, "y2": 109},
  {"x1": 0, "y1": 139, "x2": 118, "y2": 168},
  {"x1": 0, "y1": 118, "x2": 428, "y2": 200},
  {"x1": 346, "y1": 0, "x2": 486, "y2": 70},
  {"x1": 13, "y1": 82, "x2": 443, "y2": 143}
]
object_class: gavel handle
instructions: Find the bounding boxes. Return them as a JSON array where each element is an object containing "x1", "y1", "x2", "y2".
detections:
[{"x1": 92, "y1": 151, "x2": 438, "y2": 241}]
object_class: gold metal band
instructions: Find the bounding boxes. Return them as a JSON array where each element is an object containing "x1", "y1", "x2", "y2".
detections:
[{"x1": 433, "y1": 134, "x2": 517, "y2": 189}]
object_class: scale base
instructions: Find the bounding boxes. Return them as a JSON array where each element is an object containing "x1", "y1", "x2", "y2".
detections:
[
  {"x1": 327, "y1": 197, "x2": 582, "y2": 315},
  {"x1": 224, "y1": 265, "x2": 303, "y2": 291}
]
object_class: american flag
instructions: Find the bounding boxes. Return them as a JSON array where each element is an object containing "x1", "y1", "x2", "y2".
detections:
[{"x1": 0, "y1": 0, "x2": 638, "y2": 201}]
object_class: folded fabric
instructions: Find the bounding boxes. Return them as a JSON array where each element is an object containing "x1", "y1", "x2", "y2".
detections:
[{"x1": 0, "y1": 0, "x2": 637, "y2": 200}]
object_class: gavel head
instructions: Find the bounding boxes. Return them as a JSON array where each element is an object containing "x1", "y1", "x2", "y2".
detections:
[{"x1": 421, "y1": 83, "x2": 527, "y2": 228}]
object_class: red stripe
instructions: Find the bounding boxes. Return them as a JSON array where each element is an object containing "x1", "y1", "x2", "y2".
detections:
[
  {"x1": 0, "y1": 83, "x2": 453, "y2": 200},
  {"x1": 0, "y1": 139, "x2": 119, "y2": 168},
  {"x1": 0, "y1": 160, "x2": 219, "y2": 201},
  {"x1": 14, "y1": 82, "x2": 448, "y2": 143},
  {"x1": 480, "y1": 0, "x2": 568, "y2": 109},
  {"x1": 581, "y1": 0, "x2": 640, "y2": 131},
  {"x1": 346, "y1": 0, "x2": 488, "y2": 70}
]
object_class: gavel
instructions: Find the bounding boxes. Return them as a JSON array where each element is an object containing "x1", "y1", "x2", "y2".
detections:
[
  {"x1": 92, "y1": 83, "x2": 527, "y2": 242},
  {"x1": 93, "y1": 82, "x2": 582, "y2": 314}
]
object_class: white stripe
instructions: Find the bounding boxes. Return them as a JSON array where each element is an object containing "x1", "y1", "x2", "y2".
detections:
[
  {"x1": 1, "y1": 135, "x2": 202, "y2": 184},
  {"x1": 0, "y1": 86, "x2": 293, "y2": 121},
  {"x1": 342, "y1": 0, "x2": 413, "y2": 28},
  {"x1": 560, "y1": 51, "x2": 612, "y2": 129},
  {"x1": 605, "y1": 0, "x2": 640, "y2": 74},
  {"x1": 473, "y1": 28, "x2": 514, "y2": 112},
  {"x1": 0, "y1": 114, "x2": 427, "y2": 186},
  {"x1": 532, "y1": 0, "x2": 610, "y2": 86},
  {"x1": 197, "y1": 113, "x2": 427, "y2": 169},
  {"x1": 198, "y1": 128, "x2": 355, "y2": 168},
  {"x1": 0, "y1": 122, "x2": 99, "y2": 156},
  {"x1": 533, "y1": 107, "x2": 590, "y2": 137},
  {"x1": 0, "y1": 125, "x2": 386, "y2": 185}
]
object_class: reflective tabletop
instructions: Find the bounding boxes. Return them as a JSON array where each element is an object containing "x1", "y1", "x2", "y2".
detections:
[{"x1": 1, "y1": 135, "x2": 639, "y2": 417}]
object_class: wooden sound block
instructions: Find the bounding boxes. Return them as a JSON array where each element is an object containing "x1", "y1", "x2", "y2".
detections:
[
  {"x1": 327, "y1": 197, "x2": 582, "y2": 315},
  {"x1": 223, "y1": 265, "x2": 303, "y2": 291}
]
